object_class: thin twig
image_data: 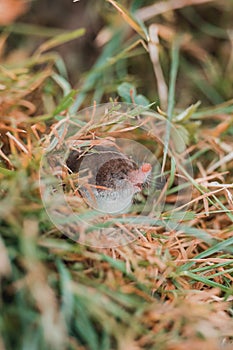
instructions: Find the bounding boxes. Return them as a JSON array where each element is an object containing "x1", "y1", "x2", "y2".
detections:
[
  {"x1": 6, "y1": 131, "x2": 29, "y2": 154},
  {"x1": 136, "y1": 0, "x2": 217, "y2": 22}
]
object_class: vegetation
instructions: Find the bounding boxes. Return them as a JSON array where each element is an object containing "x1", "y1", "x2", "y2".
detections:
[{"x1": 0, "y1": 0, "x2": 233, "y2": 349}]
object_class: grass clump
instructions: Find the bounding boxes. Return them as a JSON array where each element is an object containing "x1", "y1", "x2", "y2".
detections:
[{"x1": 0, "y1": 1, "x2": 233, "y2": 349}]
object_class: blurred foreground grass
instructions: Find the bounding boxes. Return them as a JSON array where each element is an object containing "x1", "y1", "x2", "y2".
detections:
[{"x1": 0, "y1": 1, "x2": 233, "y2": 349}]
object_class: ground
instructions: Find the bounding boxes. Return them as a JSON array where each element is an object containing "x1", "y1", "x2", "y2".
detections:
[{"x1": 0, "y1": 1, "x2": 233, "y2": 349}]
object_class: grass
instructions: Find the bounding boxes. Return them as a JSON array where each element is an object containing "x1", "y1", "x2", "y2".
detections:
[{"x1": 0, "y1": 0, "x2": 233, "y2": 349}]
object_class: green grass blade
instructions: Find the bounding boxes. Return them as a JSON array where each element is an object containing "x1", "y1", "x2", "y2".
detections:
[{"x1": 162, "y1": 38, "x2": 180, "y2": 171}]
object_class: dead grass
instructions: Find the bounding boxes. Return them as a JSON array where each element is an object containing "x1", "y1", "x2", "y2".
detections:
[{"x1": 0, "y1": 1, "x2": 233, "y2": 349}]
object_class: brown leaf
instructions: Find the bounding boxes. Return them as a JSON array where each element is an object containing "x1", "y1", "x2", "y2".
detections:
[
  {"x1": 0, "y1": 0, "x2": 28, "y2": 25},
  {"x1": 0, "y1": 238, "x2": 11, "y2": 277}
]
